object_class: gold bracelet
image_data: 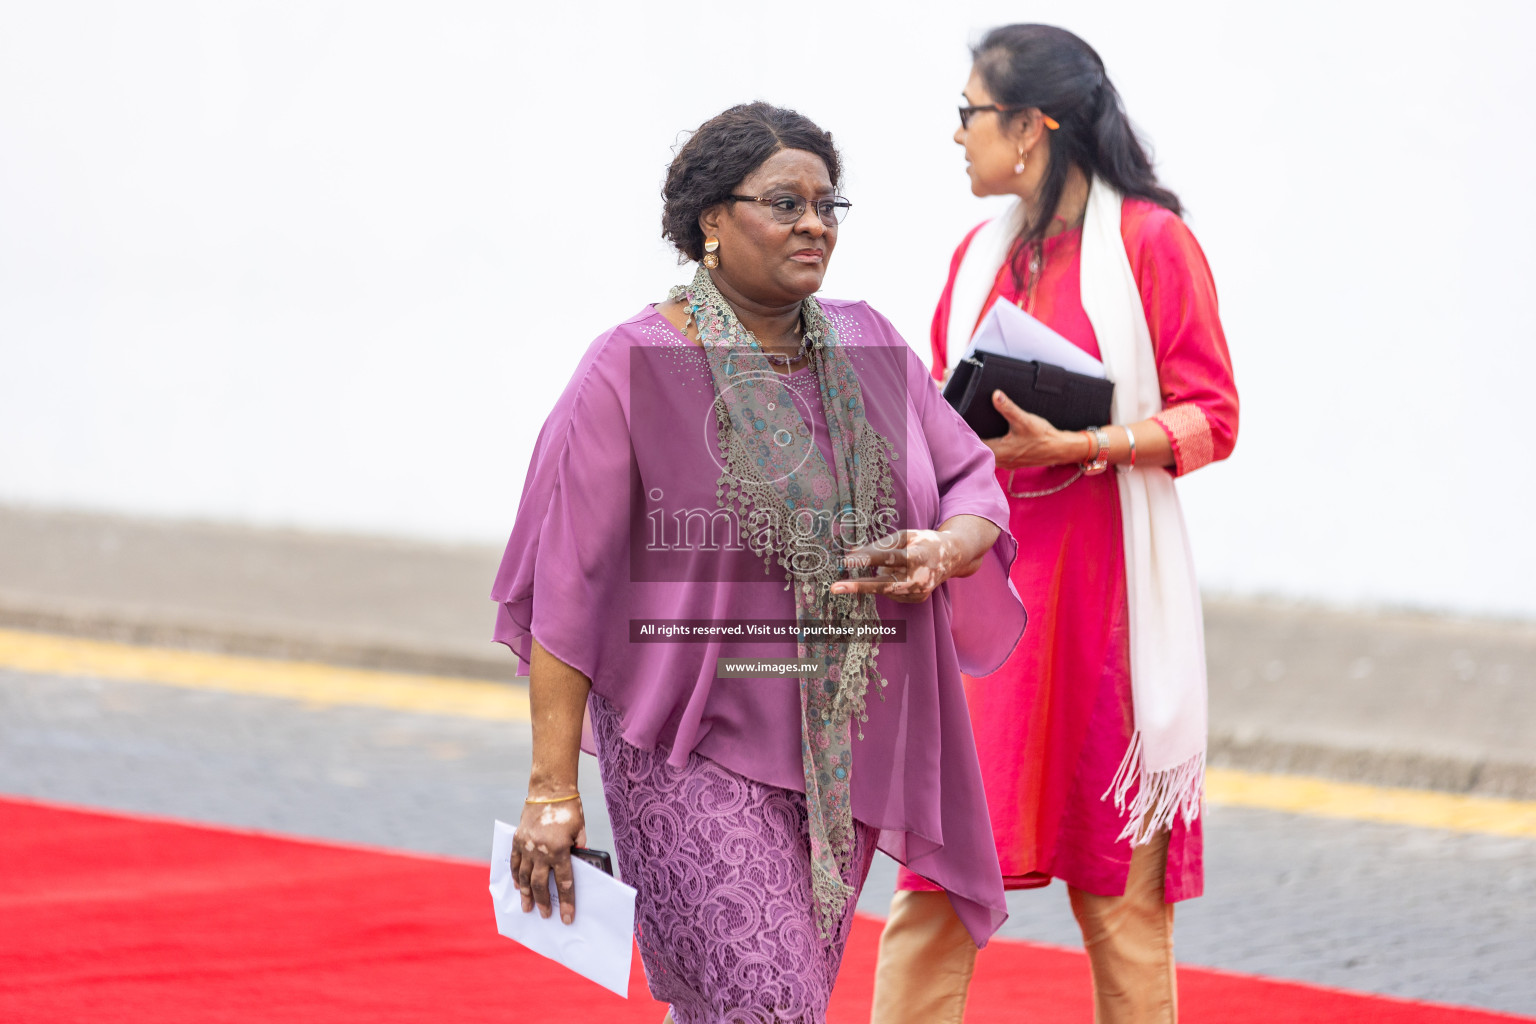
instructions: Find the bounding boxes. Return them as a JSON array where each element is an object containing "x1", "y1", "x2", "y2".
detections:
[{"x1": 524, "y1": 793, "x2": 581, "y2": 805}]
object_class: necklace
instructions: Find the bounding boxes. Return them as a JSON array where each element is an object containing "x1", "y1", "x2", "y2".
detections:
[
  {"x1": 759, "y1": 320, "x2": 810, "y2": 366},
  {"x1": 1015, "y1": 209, "x2": 1087, "y2": 316},
  {"x1": 672, "y1": 272, "x2": 826, "y2": 366},
  {"x1": 1016, "y1": 240, "x2": 1043, "y2": 315}
]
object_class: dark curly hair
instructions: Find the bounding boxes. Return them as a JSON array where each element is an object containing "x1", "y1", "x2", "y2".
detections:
[{"x1": 661, "y1": 102, "x2": 842, "y2": 264}]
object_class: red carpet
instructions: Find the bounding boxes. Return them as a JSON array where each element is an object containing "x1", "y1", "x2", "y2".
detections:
[{"x1": 1, "y1": 796, "x2": 1527, "y2": 1023}]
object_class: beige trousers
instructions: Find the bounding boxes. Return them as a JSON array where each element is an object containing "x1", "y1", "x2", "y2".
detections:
[{"x1": 870, "y1": 832, "x2": 1176, "y2": 1024}]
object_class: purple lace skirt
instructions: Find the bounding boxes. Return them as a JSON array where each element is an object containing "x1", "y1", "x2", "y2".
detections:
[{"x1": 590, "y1": 695, "x2": 877, "y2": 1024}]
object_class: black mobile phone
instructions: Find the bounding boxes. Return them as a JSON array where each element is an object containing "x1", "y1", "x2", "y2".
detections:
[{"x1": 571, "y1": 846, "x2": 614, "y2": 876}]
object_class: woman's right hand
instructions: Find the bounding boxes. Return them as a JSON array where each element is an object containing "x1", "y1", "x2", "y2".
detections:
[
  {"x1": 983, "y1": 390, "x2": 1088, "y2": 469},
  {"x1": 510, "y1": 793, "x2": 587, "y2": 925}
]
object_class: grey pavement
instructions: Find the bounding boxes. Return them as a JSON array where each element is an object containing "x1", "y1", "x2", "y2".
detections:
[
  {"x1": 0, "y1": 505, "x2": 508, "y2": 681},
  {"x1": 2, "y1": 504, "x2": 1534, "y2": 797},
  {"x1": 3, "y1": 667, "x2": 1532, "y2": 1015}
]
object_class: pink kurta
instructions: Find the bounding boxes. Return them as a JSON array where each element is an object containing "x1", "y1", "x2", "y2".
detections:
[{"x1": 897, "y1": 199, "x2": 1238, "y2": 901}]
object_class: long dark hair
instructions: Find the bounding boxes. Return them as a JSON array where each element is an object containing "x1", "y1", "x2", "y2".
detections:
[{"x1": 972, "y1": 24, "x2": 1180, "y2": 275}]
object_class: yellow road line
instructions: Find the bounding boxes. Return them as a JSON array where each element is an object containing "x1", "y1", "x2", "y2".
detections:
[
  {"x1": 3, "y1": 627, "x2": 1534, "y2": 839},
  {"x1": 1206, "y1": 768, "x2": 1536, "y2": 840},
  {"x1": 0, "y1": 627, "x2": 528, "y2": 721}
]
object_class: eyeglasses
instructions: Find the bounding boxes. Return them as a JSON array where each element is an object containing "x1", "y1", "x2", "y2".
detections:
[
  {"x1": 958, "y1": 105, "x2": 1061, "y2": 131},
  {"x1": 957, "y1": 104, "x2": 1021, "y2": 129},
  {"x1": 728, "y1": 193, "x2": 852, "y2": 226}
]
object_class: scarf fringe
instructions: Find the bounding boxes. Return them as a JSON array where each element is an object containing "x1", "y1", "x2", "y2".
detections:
[
  {"x1": 1103, "y1": 732, "x2": 1205, "y2": 846},
  {"x1": 810, "y1": 863, "x2": 857, "y2": 940}
]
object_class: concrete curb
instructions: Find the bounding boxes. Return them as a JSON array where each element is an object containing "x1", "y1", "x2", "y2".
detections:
[
  {"x1": 6, "y1": 597, "x2": 1534, "y2": 802},
  {"x1": 2, "y1": 505, "x2": 1532, "y2": 801},
  {"x1": 0, "y1": 599, "x2": 515, "y2": 683},
  {"x1": 1207, "y1": 734, "x2": 1536, "y2": 802}
]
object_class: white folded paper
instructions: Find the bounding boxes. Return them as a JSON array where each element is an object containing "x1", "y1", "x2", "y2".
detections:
[
  {"x1": 488, "y1": 820, "x2": 637, "y2": 998},
  {"x1": 968, "y1": 299, "x2": 1107, "y2": 379}
]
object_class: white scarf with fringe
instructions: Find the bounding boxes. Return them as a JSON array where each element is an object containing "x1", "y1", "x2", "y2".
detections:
[{"x1": 946, "y1": 179, "x2": 1206, "y2": 845}]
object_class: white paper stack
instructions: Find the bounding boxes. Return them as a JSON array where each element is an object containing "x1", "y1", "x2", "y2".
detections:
[
  {"x1": 967, "y1": 300, "x2": 1107, "y2": 379},
  {"x1": 488, "y1": 820, "x2": 637, "y2": 998}
]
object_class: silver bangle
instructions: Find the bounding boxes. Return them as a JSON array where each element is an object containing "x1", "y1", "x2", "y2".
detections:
[
  {"x1": 1082, "y1": 426, "x2": 1111, "y2": 476},
  {"x1": 1119, "y1": 425, "x2": 1136, "y2": 473}
]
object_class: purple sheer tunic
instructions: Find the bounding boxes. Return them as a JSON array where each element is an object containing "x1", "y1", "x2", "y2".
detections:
[{"x1": 491, "y1": 300, "x2": 1026, "y2": 945}]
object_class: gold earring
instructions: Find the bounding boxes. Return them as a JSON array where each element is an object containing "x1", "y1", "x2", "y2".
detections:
[
  {"x1": 1014, "y1": 146, "x2": 1027, "y2": 175},
  {"x1": 702, "y1": 236, "x2": 720, "y2": 269}
]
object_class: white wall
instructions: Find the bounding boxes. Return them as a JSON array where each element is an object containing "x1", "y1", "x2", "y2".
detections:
[{"x1": 2, "y1": 1, "x2": 1533, "y2": 618}]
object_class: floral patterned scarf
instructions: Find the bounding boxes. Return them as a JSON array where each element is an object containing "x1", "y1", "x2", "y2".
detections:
[{"x1": 669, "y1": 265, "x2": 896, "y2": 938}]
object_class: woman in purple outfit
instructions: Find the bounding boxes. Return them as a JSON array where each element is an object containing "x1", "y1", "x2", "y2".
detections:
[{"x1": 492, "y1": 102, "x2": 1026, "y2": 1024}]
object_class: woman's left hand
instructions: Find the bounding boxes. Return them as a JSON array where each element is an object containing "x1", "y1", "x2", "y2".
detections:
[
  {"x1": 831, "y1": 520, "x2": 996, "y2": 604},
  {"x1": 984, "y1": 390, "x2": 1086, "y2": 470}
]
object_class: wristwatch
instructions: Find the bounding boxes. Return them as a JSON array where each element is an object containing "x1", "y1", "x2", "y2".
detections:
[{"x1": 1081, "y1": 426, "x2": 1111, "y2": 476}]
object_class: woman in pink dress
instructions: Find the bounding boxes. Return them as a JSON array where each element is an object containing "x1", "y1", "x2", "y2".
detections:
[{"x1": 870, "y1": 25, "x2": 1239, "y2": 1024}]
